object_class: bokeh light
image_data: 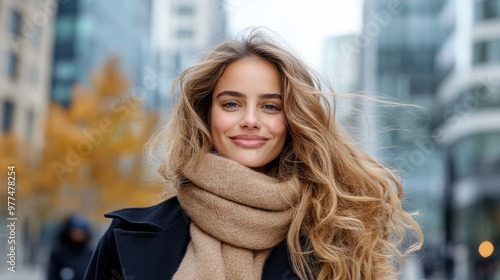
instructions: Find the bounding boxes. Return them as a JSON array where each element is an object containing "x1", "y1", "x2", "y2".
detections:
[{"x1": 478, "y1": 241, "x2": 494, "y2": 258}]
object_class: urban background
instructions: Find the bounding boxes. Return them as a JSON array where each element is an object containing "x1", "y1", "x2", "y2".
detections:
[{"x1": 0, "y1": 0, "x2": 499, "y2": 279}]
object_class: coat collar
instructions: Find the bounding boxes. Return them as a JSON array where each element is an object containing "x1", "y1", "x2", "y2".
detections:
[
  {"x1": 105, "y1": 196, "x2": 190, "y2": 231},
  {"x1": 106, "y1": 197, "x2": 191, "y2": 279}
]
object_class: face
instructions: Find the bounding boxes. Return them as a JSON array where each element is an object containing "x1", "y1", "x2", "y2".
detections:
[{"x1": 210, "y1": 57, "x2": 287, "y2": 171}]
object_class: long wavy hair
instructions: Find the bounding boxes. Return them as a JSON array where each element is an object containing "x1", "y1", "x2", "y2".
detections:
[{"x1": 149, "y1": 29, "x2": 423, "y2": 280}]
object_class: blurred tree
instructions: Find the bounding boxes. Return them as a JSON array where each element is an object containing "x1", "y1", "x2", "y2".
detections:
[
  {"x1": 0, "y1": 132, "x2": 33, "y2": 216},
  {"x1": 4, "y1": 57, "x2": 165, "y2": 223}
]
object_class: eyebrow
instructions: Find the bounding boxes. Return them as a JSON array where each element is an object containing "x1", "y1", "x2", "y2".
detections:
[{"x1": 215, "y1": 90, "x2": 281, "y2": 100}]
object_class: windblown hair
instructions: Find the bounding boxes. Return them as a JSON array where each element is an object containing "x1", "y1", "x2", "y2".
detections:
[{"x1": 149, "y1": 29, "x2": 423, "y2": 279}]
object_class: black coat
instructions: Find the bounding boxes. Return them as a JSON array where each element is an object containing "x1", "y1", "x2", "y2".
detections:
[{"x1": 84, "y1": 196, "x2": 299, "y2": 280}]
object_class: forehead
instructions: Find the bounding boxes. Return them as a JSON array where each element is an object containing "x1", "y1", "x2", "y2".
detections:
[{"x1": 214, "y1": 57, "x2": 282, "y2": 94}]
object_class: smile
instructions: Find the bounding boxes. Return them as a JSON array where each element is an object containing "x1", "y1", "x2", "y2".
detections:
[{"x1": 229, "y1": 135, "x2": 269, "y2": 148}]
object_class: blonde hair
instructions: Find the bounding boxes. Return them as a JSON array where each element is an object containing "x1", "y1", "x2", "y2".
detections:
[{"x1": 149, "y1": 29, "x2": 423, "y2": 280}]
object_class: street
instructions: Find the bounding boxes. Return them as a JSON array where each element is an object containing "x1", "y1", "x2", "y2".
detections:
[{"x1": 0, "y1": 265, "x2": 43, "y2": 280}]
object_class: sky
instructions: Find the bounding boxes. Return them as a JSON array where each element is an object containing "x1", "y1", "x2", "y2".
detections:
[{"x1": 227, "y1": 0, "x2": 364, "y2": 71}]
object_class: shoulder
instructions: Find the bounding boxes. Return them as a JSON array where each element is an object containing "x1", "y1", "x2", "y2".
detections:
[
  {"x1": 104, "y1": 196, "x2": 188, "y2": 231},
  {"x1": 85, "y1": 197, "x2": 190, "y2": 279}
]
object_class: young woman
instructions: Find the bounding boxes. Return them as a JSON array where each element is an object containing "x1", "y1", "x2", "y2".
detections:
[{"x1": 84, "y1": 30, "x2": 423, "y2": 280}]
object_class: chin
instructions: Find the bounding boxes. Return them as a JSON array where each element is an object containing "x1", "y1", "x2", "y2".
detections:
[{"x1": 231, "y1": 155, "x2": 269, "y2": 170}]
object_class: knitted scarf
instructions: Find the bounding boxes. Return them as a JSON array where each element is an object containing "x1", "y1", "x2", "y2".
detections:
[{"x1": 171, "y1": 153, "x2": 298, "y2": 280}]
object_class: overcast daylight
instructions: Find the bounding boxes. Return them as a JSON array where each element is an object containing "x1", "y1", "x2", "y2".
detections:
[{"x1": 1, "y1": 0, "x2": 499, "y2": 279}]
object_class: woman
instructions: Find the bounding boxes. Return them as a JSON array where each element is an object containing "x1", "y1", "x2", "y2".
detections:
[{"x1": 84, "y1": 30, "x2": 423, "y2": 280}]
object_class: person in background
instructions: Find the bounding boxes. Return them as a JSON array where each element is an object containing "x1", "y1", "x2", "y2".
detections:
[
  {"x1": 47, "y1": 215, "x2": 93, "y2": 280},
  {"x1": 84, "y1": 29, "x2": 424, "y2": 280}
]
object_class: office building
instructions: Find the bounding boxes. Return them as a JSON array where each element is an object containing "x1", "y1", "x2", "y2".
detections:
[
  {"x1": 434, "y1": 0, "x2": 500, "y2": 278},
  {"x1": 0, "y1": 0, "x2": 55, "y2": 152},
  {"x1": 323, "y1": 34, "x2": 378, "y2": 155},
  {"x1": 151, "y1": 0, "x2": 226, "y2": 109},
  {"x1": 51, "y1": 0, "x2": 152, "y2": 107},
  {"x1": 361, "y1": 0, "x2": 447, "y2": 277}
]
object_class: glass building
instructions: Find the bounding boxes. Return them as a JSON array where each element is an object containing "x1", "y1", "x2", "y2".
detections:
[
  {"x1": 51, "y1": 0, "x2": 152, "y2": 107},
  {"x1": 361, "y1": 0, "x2": 447, "y2": 278},
  {"x1": 434, "y1": 0, "x2": 500, "y2": 278}
]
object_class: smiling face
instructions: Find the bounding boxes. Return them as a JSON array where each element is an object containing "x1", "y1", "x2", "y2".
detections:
[{"x1": 210, "y1": 57, "x2": 287, "y2": 171}]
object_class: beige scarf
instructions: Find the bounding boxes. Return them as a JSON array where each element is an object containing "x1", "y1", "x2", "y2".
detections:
[{"x1": 171, "y1": 153, "x2": 298, "y2": 280}]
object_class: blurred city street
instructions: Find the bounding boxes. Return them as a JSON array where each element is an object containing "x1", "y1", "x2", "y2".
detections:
[{"x1": 1, "y1": 0, "x2": 499, "y2": 279}]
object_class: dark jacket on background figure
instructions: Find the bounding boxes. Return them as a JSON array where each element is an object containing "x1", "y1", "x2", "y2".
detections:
[
  {"x1": 48, "y1": 215, "x2": 94, "y2": 280},
  {"x1": 84, "y1": 197, "x2": 299, "y2": 280}
]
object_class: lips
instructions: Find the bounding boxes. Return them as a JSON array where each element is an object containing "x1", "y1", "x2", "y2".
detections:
[{"x1": 229, "y1": 134, "x2": 269, "y2": 148}]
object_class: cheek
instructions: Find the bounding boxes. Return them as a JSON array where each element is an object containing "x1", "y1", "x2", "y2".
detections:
[
  {"x1": 268, "y1": 116, "x2": 288, "y2": 139},
  {"x1": 210, "y1": 110, "x2": 232, "y2": 138}
]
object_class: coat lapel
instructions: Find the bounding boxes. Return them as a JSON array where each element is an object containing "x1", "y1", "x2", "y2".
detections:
[{"x1": 113, "y1": 218, "x2": 190, "y2": 280}]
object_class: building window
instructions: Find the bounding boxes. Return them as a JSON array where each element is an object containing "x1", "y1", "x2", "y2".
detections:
[
  {"x1": 474, "y1": 42, "x2": 486, "y2": 63},
  {"x1": 25, "y1": 110, "x2": 34, "y2": 142},
  {"x1": 54, "y1": 61, "x2": 76, "y2": 81},
  {"x1": 29, "y1": 65, "x2": 38, "y2": 85},
  {"x1": 56, "y1": 16, "x2": 76, "y2": 42},
  {"x1": 176, "y1": 29, "x2": 194, "y2": 39},
  {"x1": 452, "y1": 133, "x2": 500, "y2": 180},
  {"x1": 177, "y1": 5, "x2": 194, "y2": 16},
  {"x1": 2, "y1": 101, "x2": 14, "y2": 133},
  {"x1": 5, "y1": 51, "x2": 20, "y2": 80},
  {"x1": 52, "y1": 84, "x2": 72, "y2": 107},
  {"x1": 443, "y1": 83, "x2": 500, "y2": 123},
  {"x1": 473, "y1": 39, "x2": 500, "y2": 64},
  {"x1": 174, "y1": 53, "x2": 182, "y2": 70},
  {"x1": 9, "y1": 9, "x2": 22, "y2": 37},
  {"x1": 487, "y1": 40, "x2": 500, "y2": 62},
  {"x1": 475, "y1": 0, "x2": 500, "y2": 21}
]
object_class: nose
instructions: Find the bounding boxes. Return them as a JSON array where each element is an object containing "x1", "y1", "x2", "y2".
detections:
[{"x1": 239, "y1": 108, "x2": 261, "y2": 129}]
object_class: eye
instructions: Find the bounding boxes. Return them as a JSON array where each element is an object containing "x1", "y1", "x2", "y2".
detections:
[
  {"x1": 262, "y1": 103, "x2": 281, "y2": 111},
  {"x1": 222, "y1": 101, "x2": 240, "y2": 109}
]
